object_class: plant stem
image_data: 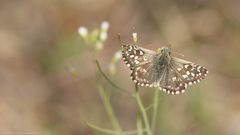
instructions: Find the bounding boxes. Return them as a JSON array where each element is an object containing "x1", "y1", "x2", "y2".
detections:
[
  {"x1": 145, "y1": 104, "x2": 154, "y2": 112},
  {"x1": 135, "y1": 85, "x2": 153, "y2": 135},
  {"x1": 98, "y1": 85, "x2": 124, "y2": 135},
  {"x1": 136, "y1": 116, "x2": 143, "y2": 135},
  {"x1": 87, "y1": 122, "x2": 122, "y2": 135},
  {"x1": 87, "y1": 122, "x2": 146, "y2": 135},
  {"x1": 151, "y1": 89, "x2": 160, "y2": 134},
  {"x1": 96, "y1": 60, "x2": 132, "y2": 96}
]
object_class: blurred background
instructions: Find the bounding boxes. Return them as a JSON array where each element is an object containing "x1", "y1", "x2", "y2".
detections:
[{"x1": 0, "y1": 0, "x2": 240, "y2": 135}]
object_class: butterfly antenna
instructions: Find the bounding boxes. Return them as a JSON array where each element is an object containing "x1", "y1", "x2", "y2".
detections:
[
  {"x1": 167, "y1": 44, "x2": 184, "y2": 57},
  {"x1": 172, "y1": 51, "x2": 185, "y2": 57}
]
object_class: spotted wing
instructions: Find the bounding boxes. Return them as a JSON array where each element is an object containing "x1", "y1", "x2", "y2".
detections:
[
  {"x1": 159, "y1": 57, "x2": 208, "y2": 95},
  {"x1": 122, "y1": 44, "x2": 156, "y2": 69},
  {"x1": 122, "y1": 44, "x2": 159, "y2": 86}
]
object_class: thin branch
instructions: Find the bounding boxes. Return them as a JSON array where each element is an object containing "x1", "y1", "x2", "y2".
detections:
[
  {"x1": 145, "y1": 103, "x2": 154, "y2": 112},
  {"x1": 95, "y1": 60, "x2": 132, "y2": 96},
  {"x1": 151, "y1": 89, "x2": 160, "y2": 134},
  {"x1": 87, "y1": 123, "x2": 121, "y2": 135},
  {"x1": 87, "y1": 123, "x2": 146, "y2": 135},
  {"x1": 98, "y1": 86, "x2": 124, "y2": 135},
  {"x1": 136, "y1": 116, "x2": 143, "y2": 135},
  {"x1": 135, "y1": 85, "x2": 153, "y2": 135}
]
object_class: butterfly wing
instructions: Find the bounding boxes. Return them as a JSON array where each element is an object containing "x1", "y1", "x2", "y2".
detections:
[
  {"x1": 122, "y1": 44, "x2": 159, "y2": 86},
  {"x1": 159, "y1": 57, "x2": 208, "y2": 94},
  {"x1": 122, "y1": 44, "x2": 156, "y2": 69}
]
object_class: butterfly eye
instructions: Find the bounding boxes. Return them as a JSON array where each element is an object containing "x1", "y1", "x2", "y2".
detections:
[{"x1": 160, "y1": 48, "x2": 164, "y2": 53}]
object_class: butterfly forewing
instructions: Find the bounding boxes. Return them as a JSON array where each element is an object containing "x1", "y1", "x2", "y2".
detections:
[
  {"x1": 122, "y1": 44, "x2": 156, "y2": 69},
  {"x1": 122, "y1": 44, "x2": 158, "y2": 86}
]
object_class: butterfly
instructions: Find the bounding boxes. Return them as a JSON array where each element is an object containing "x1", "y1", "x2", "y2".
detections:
[{"x1": 121, "y1": 44, "x2": 208, "y2": 95}]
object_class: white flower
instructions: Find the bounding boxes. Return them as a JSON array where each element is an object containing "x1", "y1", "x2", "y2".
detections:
[
  {"x1": 101, "y1": 21, "x2": 110, "y2": 31},
  {"x1": 100, "y1": 32, "x2": 108, "y2": 41},
  {"x1": 132, "y1": 32, "x2": 138, "y2": 42},
  {"x1": 108, "y1": 50, "x2": 122, "y2": 75},
  {"x1": 78, "y1": 27, "x2": 88, "y2": 37}
]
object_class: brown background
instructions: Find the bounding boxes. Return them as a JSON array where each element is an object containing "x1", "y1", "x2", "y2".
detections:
[{"x1": 0, "y1": 0, "x2": 240, "y2": 135}]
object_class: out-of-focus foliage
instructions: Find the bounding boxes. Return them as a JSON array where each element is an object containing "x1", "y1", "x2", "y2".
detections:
[{"x1": 0, "y1": 0, "x2": 240, "y2": 135}]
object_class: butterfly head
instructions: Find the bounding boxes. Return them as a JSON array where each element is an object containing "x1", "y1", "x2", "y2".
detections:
[
  {"x1": 156, "y1": 47, "x2": 171, "y2": 54},
  {"x1": 160, "y1": 47, "x2": 171, "y2": 54}
]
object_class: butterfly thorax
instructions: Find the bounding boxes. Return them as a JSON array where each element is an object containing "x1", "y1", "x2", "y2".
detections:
[{"x1": 155, "y1": 47, "x2": 171, "y2": 67}]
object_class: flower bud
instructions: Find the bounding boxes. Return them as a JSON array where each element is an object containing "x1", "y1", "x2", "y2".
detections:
[
  {"x1": 78, "y1": 27, "x2": 88, "y2": 37},
  {"x1": 101, "y1": 21, "x2": 110, "y2": 31},
  {"x1": 132, "y1": 32, "x2": 138, "y2": 43}
]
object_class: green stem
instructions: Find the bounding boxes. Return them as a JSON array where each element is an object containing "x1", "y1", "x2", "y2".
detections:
[
  {"x1": 135, "y1": 85, "x2": 153, "y2": 135},
  {"x1": 151, "y1": 89, "x2": 160, "y2": 134},
  {"x1": 98, "y1": 86, "x2": 124, "y2": 135},
  {"x1": 96, "y1": 60, "x2": 132, "y2": 96},
  {"x1": 87, "y1": 122, "x2": 146, "y2": 135},
  {"x1": 136, "y1": 116, "x2": 143, "y2": 135},
  {"x1": 145, "y1": 104, "x2": 154, "y2": 112},
  {"x1": 87, "y1": 122, "x2": 121, "y2": 135}
]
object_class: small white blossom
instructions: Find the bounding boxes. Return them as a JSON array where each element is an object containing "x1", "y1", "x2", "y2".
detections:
[
  {"x1": 101, "y1": 21, "x2": 110, "y2": 31},
  {"x1": 100, "y1": 32, "x2": 108, "y2": 41},
  {"x1": 78, "y1": 27, "x2": 88, "y2": 37},
  {"x1": 132, "y1": 32, "x2": 138, "y2": 42}
]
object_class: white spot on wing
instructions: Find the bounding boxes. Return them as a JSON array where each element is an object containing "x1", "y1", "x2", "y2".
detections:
[
  {"x1": 182, "y1": 74, "x2": 188, "y2": 78},
  {"x1": 191, "y1": 72, "x2": 195, "y2": 77},
  {"x1": 135, "y1": 60, "x2": 140, "y2": 64}
]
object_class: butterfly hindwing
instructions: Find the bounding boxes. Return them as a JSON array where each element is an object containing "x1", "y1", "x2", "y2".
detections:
[{"x1": 159, "y1": 66, "x2": 187, "y2": 94}]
